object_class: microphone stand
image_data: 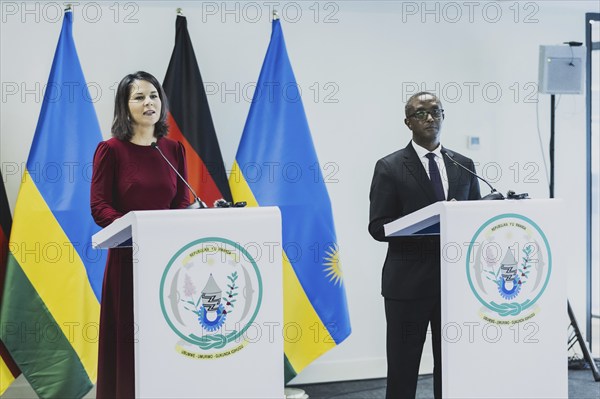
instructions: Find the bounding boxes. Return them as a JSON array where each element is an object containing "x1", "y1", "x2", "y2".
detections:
[
  {"x1": 187, "y1": 198, "x2": 206, "y2": 210},
  {"x1": 442, "y1": 151, "x2": 506, "y2": 200},
  {"x1": 442, "y1": 151, "x2": 530, "y2": 200},
  {"x1": 151, "y1": 142, "x2": 207, "y2": 209},
  {"x1": 151, "y1": 143, "x2": 246, "y2": 209}
]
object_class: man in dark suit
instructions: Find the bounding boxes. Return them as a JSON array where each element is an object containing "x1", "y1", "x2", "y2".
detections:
[{"x1": 369, "y1": 92, "x2": 481, "y2": 399}]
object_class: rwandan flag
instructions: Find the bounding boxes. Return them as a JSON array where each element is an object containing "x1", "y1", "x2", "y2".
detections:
[
  {"x1": 229, "y1": 18, "x2": 351, "y2": 382},
  {"x1": 0, "y1": 10, "x2": 106, "y2": 398},
  {"x1": 163, "y1": 15, "x2": 232, "y2": 207},
  {"x1": 0, "y1": 173, "x2": 21, "y2": 395}
]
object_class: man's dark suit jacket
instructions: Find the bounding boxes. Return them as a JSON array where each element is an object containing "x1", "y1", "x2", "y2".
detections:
[{"x1": 369, "y1": 142, "x2": 481, "y2": 300}]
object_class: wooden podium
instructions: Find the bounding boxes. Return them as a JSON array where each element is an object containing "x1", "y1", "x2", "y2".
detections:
[
  {"x1": 385, "y1": 199, "x2": 567, "y2": 399},
  {"x1": 93, "y1": 207, "x2": 284, "y2": 398}
]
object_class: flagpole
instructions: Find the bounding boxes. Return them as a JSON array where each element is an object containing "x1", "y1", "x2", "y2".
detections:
[
  {"x1": 277, "y1": 9, "x2": 304, "y2": 396},
  {"x1": 272, "y1": 12, "x2": 306, "y2": 399}
]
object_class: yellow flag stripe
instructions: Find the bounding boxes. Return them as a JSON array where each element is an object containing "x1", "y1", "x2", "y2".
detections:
[
  {"x1": 229, "y1": 161, "x2": 335, "y2": 373},
  {"x1": 229, "y1": 161, "x2": 259, "y2": 207},
  {"x1": 0, "y1": 360, "x2": 16, "y2": 395},
  {"x1": 9, "y1": 171, "x2": 100, "y2": 381},
  {"x1": 282, "y1": 252, "x2": 336, "y2": 372}
]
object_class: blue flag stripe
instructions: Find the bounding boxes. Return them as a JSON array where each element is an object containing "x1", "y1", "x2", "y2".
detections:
[
  {"x1": 25, "y1": 12, "x2": 106, "y2": 301},
  {"x1": 236, "y1": 20, "x2": 350, "y2": 343}
]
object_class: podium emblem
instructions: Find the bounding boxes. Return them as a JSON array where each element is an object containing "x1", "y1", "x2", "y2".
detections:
[
  {"x1": 466, "y1": 214, "x2": 551, "y2": 319},
  {"x1": 159, "y1": 237, "x2": 263, "y2": 359}
]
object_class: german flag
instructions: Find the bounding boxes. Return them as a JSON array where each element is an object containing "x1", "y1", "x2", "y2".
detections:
[
  {"x1": 0, "y1": 172, "x2": 21, "y2": 395},
  {"x1": 163, "y1": 15, "x2": 232, "y2": 207}
]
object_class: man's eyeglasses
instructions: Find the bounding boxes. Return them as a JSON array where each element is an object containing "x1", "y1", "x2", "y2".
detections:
[{"x1": 408, "y1": 109, "x2": 444, "y2": 121}]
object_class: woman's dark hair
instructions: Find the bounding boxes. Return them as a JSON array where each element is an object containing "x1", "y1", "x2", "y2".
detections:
[{"x1": 111, "y1": 71, "x2": 169, "y2": 140}]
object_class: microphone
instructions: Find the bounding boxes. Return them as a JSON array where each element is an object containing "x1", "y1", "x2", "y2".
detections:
[
  {"x1": 151, "y1": 142, "x2": 207, "y2": 209},
  {"x1": 441, "y1": 149, "x2": 505, "y2": 200},
  {"x1": 213, "y1": 199, "x2": 248, "y2": 208}
]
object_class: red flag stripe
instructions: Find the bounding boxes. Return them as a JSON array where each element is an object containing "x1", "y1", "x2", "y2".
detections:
[
  {"x1": 0, "y1": 343, "x2": 20, "y2": 378},
  {"x1": 0, "y1": 226, "x2": 7, "y2": 264},
  {"x1": 163, "y1": 15, "x2": 232, "y2": 205},
  {"x1": 167, "y1": 113, "x2": 224, "y2": 207}
]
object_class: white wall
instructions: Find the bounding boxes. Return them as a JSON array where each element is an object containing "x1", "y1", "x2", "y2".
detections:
[{"x1": 1, "y1": 0, "x2": 597, "y2": 385}]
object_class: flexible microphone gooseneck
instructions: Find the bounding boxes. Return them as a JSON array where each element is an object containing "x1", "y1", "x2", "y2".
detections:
[
  {"x1": 442, "y1": 149, "x2": 505, "y2": 200},
  {"x1": 151, "y1": 142, "x2": 207, "y2": 209}
]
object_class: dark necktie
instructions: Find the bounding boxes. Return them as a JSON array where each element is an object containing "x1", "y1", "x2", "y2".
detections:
[{"x1": 426, "y1": 153, "x2": 445, "y2": 201}]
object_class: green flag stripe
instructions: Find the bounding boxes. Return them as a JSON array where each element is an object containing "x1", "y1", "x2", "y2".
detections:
[
  {"x1": 0, "y1": 253, "x2": 93, "y2": 398},
  {"x1": 284, "y1": 354, "x2": 297, "y2": 384}
]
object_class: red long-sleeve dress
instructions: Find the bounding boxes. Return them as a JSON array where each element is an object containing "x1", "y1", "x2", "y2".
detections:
[{"x1": 90, "y1": 136, "x2": 189, "y2": 398}]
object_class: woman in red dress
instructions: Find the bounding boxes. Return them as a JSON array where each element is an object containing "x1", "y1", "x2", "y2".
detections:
[{"x1": 91, "y1": 71, "x2": 190, "y2": 398}]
